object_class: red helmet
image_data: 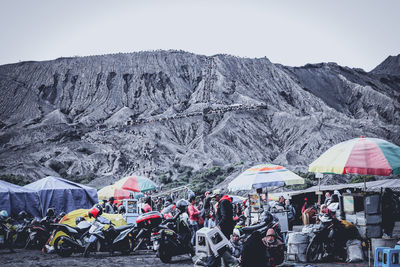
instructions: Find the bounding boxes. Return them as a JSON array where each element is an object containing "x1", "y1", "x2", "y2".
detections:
[{"x1": 88, "y1": 207, "x2": 102, "y2": 219}]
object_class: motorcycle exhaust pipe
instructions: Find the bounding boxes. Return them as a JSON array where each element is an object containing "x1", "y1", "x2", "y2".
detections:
[{"x1": 61, "y1": 236, "x2": 83, "y2": 248}]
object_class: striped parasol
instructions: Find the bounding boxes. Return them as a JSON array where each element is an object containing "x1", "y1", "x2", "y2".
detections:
[
  {"x1": 309, "y1": 137, "x2": 400, "y2": 176},
  {"x1": 114, "y1": 175, "x2": 158, "y2": 192},
  {"x1": 97, "y1": 185, "x2": 145, "y2": 200},
  {"x1": 228, "y1": 164, "x2": 304, "y2": 191}
]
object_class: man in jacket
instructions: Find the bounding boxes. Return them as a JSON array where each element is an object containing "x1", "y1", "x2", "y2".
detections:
[
  {"x1": 262, "y1": 228, "x2": 285, "y2": 267},
  {"x1": 202, "y1": 191, "x2": 211, "y2": 227},
  {"x1": 216, "y1": 194, "x2": 234, "y2": 239}
]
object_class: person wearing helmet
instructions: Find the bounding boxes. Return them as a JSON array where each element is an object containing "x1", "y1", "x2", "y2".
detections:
[
  {"x1": 176, "y1": 199, "x2": 189, "y2": 213},
  {"x1": 174, "y1": 199, "x2": 191, "y2": 247},
  {"x1": 18, "y1": 211, "x2": 27, "y2": 220},
  {"x1": 46, "y1": 208, "x2": 55, "y2": 218},
  {"x1": 0, "y1": 210, "x2": 9, "y2": 220},
  {"x1": 262, "y1": 228, "x2": 285, "y2": 267}
]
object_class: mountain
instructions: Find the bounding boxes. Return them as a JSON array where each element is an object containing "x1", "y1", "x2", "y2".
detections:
[
  {"x1": 0, "y1": 50, "x2": 399, "y2": 187},
  {"x1": 371, "y1": 55, "x2": 400, "y2": 76}
]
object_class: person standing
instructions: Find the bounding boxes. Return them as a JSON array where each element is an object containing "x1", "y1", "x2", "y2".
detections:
[
  {"x1": 104, "y1": 197, "x2": 115, "y2": 214},
  {"x1": 285, "y1": 199, "x2": 296, "y2": 230},
  {"x1": 216, "y1": 194, "x2": 234, "y2": 239},
  {"x1": 202, "y1": 191, "x2": 212, "y2": 227},
  {"x1": 188, "y1": 195, "x2": 200, "y2": 245},
  {"x1": 382, "y1": 188, "x2": 396, "y2": 238}
]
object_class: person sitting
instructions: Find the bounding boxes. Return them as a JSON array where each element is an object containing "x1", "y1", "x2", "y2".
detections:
[
  {"x1": 327, "y1": 194, "x2": 339, "y2": 215},
  {"x1": 230, "y1": 229, "x2": 243, "y2": 259},
  {"x1": 324, "y1": 192, "x2": 332, "y2": 206},
  {"x1": 277, "y1": 196, "x2": 285, "y2": 209},
  {"x1": 262, "y1": 228, "x2": 285, "y2": 267},
  {"x1": 143, "y1": 197, "x2": 152, "y2": 213}
]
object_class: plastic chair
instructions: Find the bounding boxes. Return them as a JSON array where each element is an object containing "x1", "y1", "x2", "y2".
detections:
[
  {"x1": 382, "y1": 248, "x2": 400, "y2": 267},
  {"x1": 375, "y1": 247, "x2": 391, "y2": 267}
]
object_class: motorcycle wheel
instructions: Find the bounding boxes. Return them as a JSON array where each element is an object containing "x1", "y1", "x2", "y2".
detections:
[
  {"x1": 54, "y1": 236, "x2": 74, "y2": 257},
  {"x1": 306, "y1": 236, "x2": 322, "y2": 263},
  {"x1": 159, "y1": 247, "x2": 171, "y2": 263},
  {"x1": 120, "y1": 237, "x2": 133, "y2": 255},
  {"x1": 83, "y1": 242, "x2": 92, "y2": 258}
]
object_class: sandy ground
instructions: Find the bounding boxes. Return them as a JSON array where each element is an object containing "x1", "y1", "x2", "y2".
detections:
[
  {"x1": 0, "y1": 249, "x2": 371, "y2": 267},
  {"x1": 0, "y1": 249, "x2": 193, "y2": 267}
]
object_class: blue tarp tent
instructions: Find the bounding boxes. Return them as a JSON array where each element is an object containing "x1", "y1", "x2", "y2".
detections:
[
  {"x1": 0, "y1": 180, "x2": 42, "y2": 218},
  {"x1": 23, "y1": 176, "x2": 98, "y2": 215}
]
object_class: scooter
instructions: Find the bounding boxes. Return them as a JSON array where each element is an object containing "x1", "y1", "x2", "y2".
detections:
[
  {"x1": 130, "y1": 211, "x2": 164, "y2": 252},
  {"x1": 306, "y1": 213, "x2": 347, "y2": 262},
  {"x1": 25, "y1": 217, "x2": 55, "y2": 249},
  {"x1": 156, "y1": 210, "x2": 195, "y2": 263},
  {"x1": 83, "y1": 216, "x2": 135, "y2": 257},
  {"x1": 0, "y1": 218, "x2": 14, "y2": 252},
  {"x1": 240, "y1": 210, "x2": 283, "y2": 267},
  {"x1": 52, "y1": 220, "x2": 91, "y2": 257}
]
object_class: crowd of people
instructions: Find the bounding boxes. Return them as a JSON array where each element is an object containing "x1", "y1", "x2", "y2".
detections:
[
  {"x1": 99, "y1": 189, "x2": 288, "y2": 267},
  {"x1": 125, "y1": 104, "x2": 268, "y2": 126}
]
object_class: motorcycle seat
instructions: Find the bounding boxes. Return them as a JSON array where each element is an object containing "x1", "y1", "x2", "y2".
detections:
[
  {"x1": 115, "y1": 224, "x2": 133, "y2": 232},
  {"x1": 241, "y1": 222, "x2": 267, "y2": 234}
]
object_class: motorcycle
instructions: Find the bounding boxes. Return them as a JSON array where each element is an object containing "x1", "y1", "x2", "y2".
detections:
[
  {"x1": 52, "y1": 220, "x2": 91, "y2": 257},
  {"x1": 130, "y1": 211, "x2": 164, "y2": 252},
  {"x1": 154, "y1": 211, "x2": 195, "y2": 263},
  {"x1": 0, "y1": 218, "x2": 14, "y2": 252},
  {"x1": 25, "y1": 217, "x2": 55, "y2": 249},
  {"x1": 83, "y1": 216, "x2": 136, "y2": 257},
  {"x1": 238, "y1": 211, "x2": 283, "y2": 242},
  {"x1": 240, "y1": 210, "x2": 283, "y2": 267},
  {"x1": 306, "y1": 213, "x2": 347, "y2": 262},
  {"x1": 12, "y1": 218, "x2": 31, "y2": 248}
]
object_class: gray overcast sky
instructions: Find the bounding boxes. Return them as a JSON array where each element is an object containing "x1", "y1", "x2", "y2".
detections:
[{"x1": 0, "y1": 0, "x2": 399, "y2": 71}]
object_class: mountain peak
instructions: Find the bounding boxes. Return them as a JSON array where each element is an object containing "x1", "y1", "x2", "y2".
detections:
[{"x1": 371, "y1": 54, "x2": 400, "y2": 75}]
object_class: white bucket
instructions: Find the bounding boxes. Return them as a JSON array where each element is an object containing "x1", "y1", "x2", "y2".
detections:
[{"x1": 287, "y1": 232, "x2": 309, "y2": 262}]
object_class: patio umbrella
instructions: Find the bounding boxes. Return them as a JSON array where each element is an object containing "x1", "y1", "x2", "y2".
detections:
[
  {"x1": 114, "y1": 175, "x2": 158, "y2": 192},
  {"x1": 309, "y1": 137, "x2": 400, "y2": 176},
  {"x1": 97, "y1": 185, "x2": 144, "y2": 200},
  {"x1": 230, "y1": 195, "x2": 246, "y2": 204},
  {"x1": 97, "y1": 185, "x2": 116, "y2": 200},
  {"x1": 228, "y1": 164, "x2": 305, "y2": 191}
]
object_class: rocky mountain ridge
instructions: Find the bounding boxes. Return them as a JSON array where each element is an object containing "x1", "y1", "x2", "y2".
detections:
[{"x1": 0, "y1": 50, "x2": 399, "y2": 188}]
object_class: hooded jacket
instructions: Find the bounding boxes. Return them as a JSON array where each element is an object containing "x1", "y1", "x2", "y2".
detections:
[{"x1": 216, "y1": 195, "x2": 234, "y2": 235}]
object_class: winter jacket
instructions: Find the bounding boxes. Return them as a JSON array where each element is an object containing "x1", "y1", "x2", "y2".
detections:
[
  {"x1": 188, "y1": 203, "x2": 200, "y2": 222},
  {"x1": 216, "y1": 195, "x2": 234, "y2": 237}
]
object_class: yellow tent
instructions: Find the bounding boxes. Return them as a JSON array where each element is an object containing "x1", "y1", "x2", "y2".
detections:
[{"x1": 48, "y1": 208, "x2": 126, "y2": 246}]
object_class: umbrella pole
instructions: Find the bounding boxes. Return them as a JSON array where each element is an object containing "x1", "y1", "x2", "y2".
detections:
[
  {"x1": 316, "y1": 173, "x2": 323, "y2": 205},
  {"x1": 364, "y1": 176, "x2": 366, "y2": 191}
]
